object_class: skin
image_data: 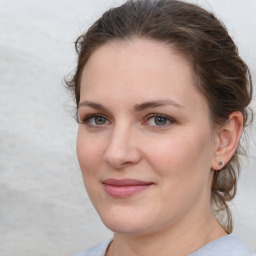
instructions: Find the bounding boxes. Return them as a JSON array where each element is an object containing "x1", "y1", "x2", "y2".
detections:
[{"x1": 76, "y1": 39, "x2": 243, "y2": 256}]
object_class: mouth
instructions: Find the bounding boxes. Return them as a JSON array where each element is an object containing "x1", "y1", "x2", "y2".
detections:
[{"x1": 102, "y1": 179, "x2": 154, "y2": 198}]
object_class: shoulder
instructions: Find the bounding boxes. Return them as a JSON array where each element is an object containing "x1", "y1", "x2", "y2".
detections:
[
  {"x1": 73, "y1": 239, "x2": 112, "y2": 256},
  {"x1": 190, "y1": 234, "x2": 255, "y2": 256}
]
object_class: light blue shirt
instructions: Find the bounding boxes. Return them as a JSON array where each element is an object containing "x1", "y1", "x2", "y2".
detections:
[{"x1": 73, "y1": 234, "x2": 255, "y2": 256}]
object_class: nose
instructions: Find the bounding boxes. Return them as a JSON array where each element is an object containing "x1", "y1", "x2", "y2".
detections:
[{"x1": 103, "y1": 125, "x2": 142, "y2": 169}]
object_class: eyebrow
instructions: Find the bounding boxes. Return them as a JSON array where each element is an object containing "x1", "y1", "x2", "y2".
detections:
[
  {"x1": 134, "y1": 99, "x2": 183, "y2": 111},
  {"x1": 78, "y1": 101, "x2": 107, "y2": 111},
  {"x1": 79, "y1": 99, "x2": 184, "y2": 112}
]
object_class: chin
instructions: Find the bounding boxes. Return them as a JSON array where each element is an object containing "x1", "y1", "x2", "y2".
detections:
[{"x1": 97, "y1": 205, "x2": 155, "y2": 235}]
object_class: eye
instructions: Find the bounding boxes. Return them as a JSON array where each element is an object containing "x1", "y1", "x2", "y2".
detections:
[
  {"x1": 144, "y1": 114, "x2": 175, "y2": 127},
  {"x1": 80, "y1": 114, "x2": 110, "y2": 127}
]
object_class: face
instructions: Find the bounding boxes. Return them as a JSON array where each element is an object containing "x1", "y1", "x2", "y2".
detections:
[{"x1": 77, "y1": 39, "x2": 218, "y2": 236}]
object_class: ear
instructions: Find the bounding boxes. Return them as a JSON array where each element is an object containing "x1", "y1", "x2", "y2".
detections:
[{"x1": 211, "y1": 111, "x2": 243, "y2": 171}]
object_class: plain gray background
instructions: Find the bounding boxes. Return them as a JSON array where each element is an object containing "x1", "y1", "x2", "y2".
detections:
[{"x1": 0, "y1": 0, "x2": 255, "y2": 255}]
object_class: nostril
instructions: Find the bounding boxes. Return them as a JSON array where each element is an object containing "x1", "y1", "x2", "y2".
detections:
[
  {"x1": 103, "y1": 146, "x2": 141, "y2": 169},
  {"x1": 103, "y1": 128, "x2": 142, "y2": 168}
]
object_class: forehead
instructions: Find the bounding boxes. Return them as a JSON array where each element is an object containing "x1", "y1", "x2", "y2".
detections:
[
  {"x1": 80, "y1": 38, "x2": 207, "y2": 112},
  {"x1": 83, "y1": 39, "x2": 192, "y2": 75}
]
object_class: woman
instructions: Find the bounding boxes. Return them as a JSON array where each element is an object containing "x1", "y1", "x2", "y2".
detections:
[{"x1": 66, "y1": 0, "x2": 254, "y2": 255}]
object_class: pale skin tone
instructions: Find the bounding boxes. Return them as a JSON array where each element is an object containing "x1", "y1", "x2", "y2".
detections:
[{"x1": 77, "y1": 39, "x2": 243, "y2": 256}]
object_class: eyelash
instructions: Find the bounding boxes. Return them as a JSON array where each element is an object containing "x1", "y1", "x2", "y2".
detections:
[
  {"x1": 80, "y1": 114, "x2": 110, "y2": 128},
  {"x1": 80, "y1": 113, "x2": 176, "y2": 128},
  {"x1": 143, "y1": 113, "x2": 176, "y2": 128}
]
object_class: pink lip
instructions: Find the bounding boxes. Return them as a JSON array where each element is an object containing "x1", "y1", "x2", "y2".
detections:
[{"x1": 102, "y1": 179, "x2": 154, "y2": 198}]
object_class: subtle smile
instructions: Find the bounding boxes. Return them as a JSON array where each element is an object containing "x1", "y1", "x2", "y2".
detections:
[{"x1": 102, "y1": 179, "x2": 154, "y2": 198}]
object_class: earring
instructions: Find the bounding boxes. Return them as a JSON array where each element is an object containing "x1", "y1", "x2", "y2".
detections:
[{"x1": 218, "y1": 161, "x2": 225, "y2": 168}]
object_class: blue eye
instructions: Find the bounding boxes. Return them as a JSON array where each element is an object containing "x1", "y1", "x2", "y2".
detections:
[
  {"x1": 153, "y1": 116, "x2": 168, "y2": 126},
  {"x1": 146, "y1": 114, "x2": 175, "y2": 127},
  {"x1": 93, "y1": 116, "x2": 107, "y2": 125},
  {"x1": 81, "y1": 115, "x2": 109, "y2": 126}
]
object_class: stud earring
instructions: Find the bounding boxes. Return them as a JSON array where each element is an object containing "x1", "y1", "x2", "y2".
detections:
[{"x1": 218, "y1": 161, "x2": 225, "y2": 167}]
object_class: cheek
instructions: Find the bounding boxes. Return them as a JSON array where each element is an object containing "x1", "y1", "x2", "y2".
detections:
[
  {"x1": 76, "y1": 128, "x2": 105, "y2": 176},
  {"x1": 76, "y1": 129, "x2": 108, "y2": 204},
  {"x1": 144, "y1": 130, "x2": 214, "y2": 185},
  {"x1": 144, "y1": 131, "x2": 214, "y2": 214}
]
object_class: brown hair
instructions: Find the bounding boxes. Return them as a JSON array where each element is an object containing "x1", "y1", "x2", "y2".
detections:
[{"x1": 65, "y1": 0, "x2": 253, "y2": 233}]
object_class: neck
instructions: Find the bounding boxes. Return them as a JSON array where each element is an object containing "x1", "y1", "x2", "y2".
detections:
[{"x1": 107, "y1": 214, "x2": 226, "y2": 256}]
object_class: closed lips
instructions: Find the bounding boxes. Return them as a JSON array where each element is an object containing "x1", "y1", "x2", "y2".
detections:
[
  {"x1": 102, "y1": 179, "x2": 154, "y2": 197},
  {"x1": 102, "y1": 178, "x2": 154, "y2": 186}
]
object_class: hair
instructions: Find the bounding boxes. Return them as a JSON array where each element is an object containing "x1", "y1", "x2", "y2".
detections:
[{"x1": 65, "y1": 0, "x2": 253, "y2": 233}]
